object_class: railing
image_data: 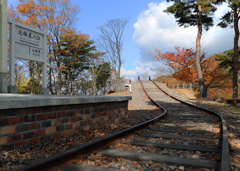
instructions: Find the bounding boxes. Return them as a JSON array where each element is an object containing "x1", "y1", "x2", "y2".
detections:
[
  {"x1": 168, "y1": 84, "x2": 196, "y2": 91},
  {"x1": 167, "y1": 83, "x2": 221, "y2": 99},
  {"x1": 168, "y1": 83, "x2": 219, "y2": 90}
]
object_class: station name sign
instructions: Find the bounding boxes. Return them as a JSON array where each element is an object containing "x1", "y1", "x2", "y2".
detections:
[
  {"x1": 8, "y1": 19, "x2": 49, "y2": 94},
  {"x1": 8, "y1": 19, "x2": 48, "y2": 62}
]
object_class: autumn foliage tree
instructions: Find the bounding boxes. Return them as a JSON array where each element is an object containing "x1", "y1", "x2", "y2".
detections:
[
  {"x1": 8, "y1": 0, "x2": 87, "y2": 95},
  {"x1": 14, "y1": 59, "x2": 31, "y2": 93},
  {"x1": 150, "y1": 47, "x2": 232, "y2": 96},
  {"x1": 150, "y1": 47, "x2": 201, "y2": 83},
  {"x1": 164, "y1": 0, "x2": 225, "y2": 97}
]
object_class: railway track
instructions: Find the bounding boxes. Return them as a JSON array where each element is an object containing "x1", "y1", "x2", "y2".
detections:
[
  {"x1": 221, "y1": 114, "x2": 240, "y2": 170},
  {"x1": 18, "y1": 78, "x2": 229, "y2": 171}
]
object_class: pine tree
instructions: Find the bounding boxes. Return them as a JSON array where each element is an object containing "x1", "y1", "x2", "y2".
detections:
[
  {"x1": 217, "y1": 0, "x2": 240, "y2": 98},
  {"x1": 215, "y1": 47, "x2": 240, "y2": 72},
  {"x1": 164, "y1": 0, "x2": 224, "y2": 97},
  {"x1": 60, "y1": 35, "x2": 95, "y2": 95},
  {"x1": 97, "y1": 62, "x2": 111, "y2": 95}
]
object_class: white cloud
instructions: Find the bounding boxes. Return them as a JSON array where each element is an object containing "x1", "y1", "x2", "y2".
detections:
[
  {"x1": 122, "y1": 1, "x2": 233, "y2": 80},
  {"x1": 121, "y1": 60, "x2": 167, "y2": 81}
]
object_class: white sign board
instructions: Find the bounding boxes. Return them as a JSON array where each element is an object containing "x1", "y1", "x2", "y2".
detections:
[
  {"x1": 15, "y1": 25, "x2": 44, "y2": 62},
  {"x1": 8, "y1": 19, "x2": 49, "y2": 94},
  {"x1": 9, "y1": 20, "x2": 47, "y2": 62}
]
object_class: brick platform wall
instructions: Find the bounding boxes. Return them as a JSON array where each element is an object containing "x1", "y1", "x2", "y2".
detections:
[{"x1": 0, "y1": 101, "x2": 128, "y2": 151}]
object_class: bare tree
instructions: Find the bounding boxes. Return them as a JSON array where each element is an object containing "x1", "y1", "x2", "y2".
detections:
[
  {"x1": 15, "y1": 59, "x2": 26, "y2": 83},
  {"x1": 154, "y1": 67, "x2": 171, "y2": 79},
  {"x1": 85, "y1": 52, "x2": 105, "y2": 95},
  {"x1": 97, "y1": 18, "x2": 129, "y2": 93},
  {"x1": 76, "y1": 71, "x2": 92, "y2": 95},
  {"x1": 142, "y1": 71, "x2": 149, "y2": 80}
]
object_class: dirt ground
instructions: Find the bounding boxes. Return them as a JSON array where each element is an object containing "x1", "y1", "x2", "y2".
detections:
[
  {"x1": 173, "y1": 88, "x2": 240, "y2": 116},
  {"x1": 108, "y1": 87, "x2": 240, "y2": 116}
]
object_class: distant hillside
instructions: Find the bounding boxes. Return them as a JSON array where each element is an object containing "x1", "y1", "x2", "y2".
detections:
[{"x1": 154, "y1": 74, "x2": 188, "y2": 86}]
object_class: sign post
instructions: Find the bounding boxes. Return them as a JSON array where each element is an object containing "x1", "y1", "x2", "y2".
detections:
[
  {"x1": 8, "y1": 19, "x2": 49, "y2": 95},
  {"x1": 0, "y1": 0, "x2": 8, "y2": 93},
  {"x1": 125, "y1": 79, "x2": 132, "y2": 94}
]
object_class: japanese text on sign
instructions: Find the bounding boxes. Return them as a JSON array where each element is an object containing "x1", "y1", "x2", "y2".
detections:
[
  {"x1": 18, "y1": 29, "x2": 41, "y2": 40},
  {"x1": 15, "y1": 26, "x2": 43, "y2": 49}
]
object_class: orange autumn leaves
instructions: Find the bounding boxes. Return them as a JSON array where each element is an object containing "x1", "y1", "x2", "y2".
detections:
[
  {"x1": 8, "y1": 0, "x2": 89, "y2": 94},
  {"x1": 150, "y1": 46, "x2": 232, "y2": 89},
  {"x1": 8, "y1": 0, "x2": 85, "y2": 61}
]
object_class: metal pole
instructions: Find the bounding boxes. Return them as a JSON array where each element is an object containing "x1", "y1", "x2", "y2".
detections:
[
  {"x1": 190, "y1": 84, "x2": 192, "y2": 91},
  {"x1": 177, "y1": 84, "x2": 179, "y2": 89},
  {"x1": 39, "y1": 34, "x2": 49, "y2": 95},
  {"x1": 129, "y1": 79, "x2": 131, "y2": 94},
  {"x1": 9, "y1": 23, "x2": 15, "y2": 87},
  {"x1": 0, "y1": 0, "x2": 8, "y2": 93},
  {"x1": 42, "y1": 34, "x2": 47, "y2": 89},
  {"x1": 8, "y1": 22, "x2": 17, "y2": 93}
]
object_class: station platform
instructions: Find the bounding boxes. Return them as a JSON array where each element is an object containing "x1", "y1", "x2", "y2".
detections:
[
  {"x1": 0, "y1": 94, "x2": 131, "y2": 151},
  {"x1": 0, "y1": 94, "x2": 131, "y2": 110}
]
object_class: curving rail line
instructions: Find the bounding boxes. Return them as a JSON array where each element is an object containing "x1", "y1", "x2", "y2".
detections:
[
  {"x1": 17, "y1": 84, "x2": 167, "y2": 171},
  {"x1": 17, "y1": 77, "x2": 229, "y2": 171},
  {"x1": 149, "y1": 77, "x2": 229, "y2": 171}
]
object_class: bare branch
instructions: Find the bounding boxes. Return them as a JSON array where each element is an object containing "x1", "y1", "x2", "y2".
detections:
[{"x1": 96, "y1": 17, "x2": 130, "y2": 92}]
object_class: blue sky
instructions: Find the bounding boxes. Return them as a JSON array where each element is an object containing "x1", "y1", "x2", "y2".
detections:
[{"x1": 8, "y1": 0, "x2": 234, "y2": 81}]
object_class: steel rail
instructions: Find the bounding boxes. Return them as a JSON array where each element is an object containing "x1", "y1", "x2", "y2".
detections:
[
  {"x1": 17, "y1": 83, "x2": 167, "y2": 171},
  {"x1": 138, "y1": 76, "x2": 167, "y2": 122},
  {"x1": 150, "y1": 78, "x2": 229, "y2": 171}
]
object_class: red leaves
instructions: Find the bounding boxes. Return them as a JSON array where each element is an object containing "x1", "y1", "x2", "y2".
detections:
[
  {"x1": 150, "y1": 46, "x2": 200, "y2": 83},
  {"x1": 155, "y1": 56, "x2": 159, "y2": 61},
  {"x1": 150, "y1": 47, "x2": 232, "y2": 96}
]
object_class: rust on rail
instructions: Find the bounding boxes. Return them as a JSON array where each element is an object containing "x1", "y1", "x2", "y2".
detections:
[
  {"x1": 150, "y1": 79, "x2": 229, "y2": 171},
  {"x1": 17, "y1": 79, "x2": 167, "y2": 171}
]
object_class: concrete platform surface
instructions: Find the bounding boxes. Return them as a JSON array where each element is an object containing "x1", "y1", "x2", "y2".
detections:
[{"x1": 0, "y1": 94, "x2": 132, "y2": 109}]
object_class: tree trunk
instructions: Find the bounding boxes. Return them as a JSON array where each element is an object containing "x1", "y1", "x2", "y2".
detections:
[
  {"x1": 29, "y1": 61, "x2": 34, "y2": 94},
  {"x1": 93, "y1": 81, "x2": 96, "y2": 95},
  {"x1": 92, "y1": 73, "x2": 97, "y2": 95},
  {"x1": 48, "y1": 47, "x2": 53, "y2": 95},
  {"x1": 233, "y1": 6, "x2": 239, "y2": 98},
  {"x1": 72, "y1": 68, "x2": 76, "y2": 95},
  {"x1": 195, "y1": 5, "x2": 206, "y2": 98},
  {"x1": 49, "y1": 63, "x2": 53, "y2": 95},
  {"x1": 67, "y1": 69, "x2": 70, "y2": 95},
  {"x1": 57, "y1": 62, "x2": 61, "y2": 95},
  {"x1": 53, "y1": 69, "x2": 56, "y2": 94},
  {"x1": 72, "y1": 80, "x2": 75, "y2": 95},
  {"x1": 117, "y1": 61, "x2": 121, "y2": 93},
  {"x1": 204, "y1": 86, "x2": 208, "y2": 98}
]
